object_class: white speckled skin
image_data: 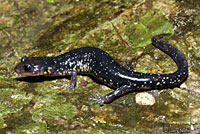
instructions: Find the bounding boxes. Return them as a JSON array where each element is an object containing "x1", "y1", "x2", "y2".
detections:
[{"x1": 15, "y1": 33, "x2": 188, "y2": 106}]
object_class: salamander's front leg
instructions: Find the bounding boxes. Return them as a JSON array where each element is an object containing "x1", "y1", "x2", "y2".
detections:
[
  {"x1": 68, "y1": 71, "x2": 77, "y2": 91},
  {"x1": 52, "y1": 70, "x2": 77, "y2": 91},
  {"x1": 89, "y1": 85, "x2": 133, "y2": 106}
]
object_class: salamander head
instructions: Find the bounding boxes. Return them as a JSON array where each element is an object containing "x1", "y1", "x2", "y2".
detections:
[{"x1": 15, "y1": 56, "x2": 47, "y2": 76}]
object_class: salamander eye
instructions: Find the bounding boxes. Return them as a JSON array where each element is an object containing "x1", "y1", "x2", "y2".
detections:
[
  {"x1": 24, "y1": 64, "x2": 32, "y2": 72},
  {"x1": 21, "y1": 56, "x2": 28, "y2": 62}
]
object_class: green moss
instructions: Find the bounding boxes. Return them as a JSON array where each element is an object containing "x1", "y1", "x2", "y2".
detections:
[
  {"x1": 31, "y1": 95, "x2": 77, "y2": 122},
  {"x1": 57, "y1": 129, "x2": 135, "y2": 134},
  {"x1": 0, "y1": 116, "x2": 6, "y2": 129},
  {"x1": 52, "y1": 32, "x2": 81, "y2": 47},
  {"x1": 47, "y1": 0, "x2": 54, "y2": 3},
  {"x1": 0, "y1": 88, "x2": 33, "y2": 130},
  {"x1": 0, "y1": 25, "x2": 9, "y2": 30},
  {"x1": 193, "y1": 39, "x2": 200, "y2": 58},
  {"x1": 194, "y1": 14, "x2": 200, "y2": 25},
  {"x1": 130, "y1": 23, "x2": 150, "y2": 47},
  {"x1": 0, "y1": 88, "x2": 33, "y2": 114},
  {"x1": 0, "y1": 75, "x2": 16, "y2": 79},
  {"x1": 14, "y1": 122, "x2": 50, "y2": 134},
  {"x1": 13, "y1": 14, "x2": 21, "y2": 27},
  {"x1": 129, "y1": 10, "x2": 173, "y2": 47}
]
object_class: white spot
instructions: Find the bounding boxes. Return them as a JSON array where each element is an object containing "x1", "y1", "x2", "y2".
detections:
[
  {"x1": 156, "y1": 82, "x2": 160, "y2": 86},
  {"x1": 163, "y1": 81, "x2": 166, "y2": 84}
]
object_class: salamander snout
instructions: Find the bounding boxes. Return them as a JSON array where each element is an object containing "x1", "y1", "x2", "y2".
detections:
[
  {"x1": 14, "y1": 63, "x2": 33, "y2": 76},
  {"x1": 14, "y1": 66, "x2": 20, "y2": 74}
]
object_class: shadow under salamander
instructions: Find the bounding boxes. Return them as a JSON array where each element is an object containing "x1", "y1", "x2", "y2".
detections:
[{"x1": 15, "y1": 75, "x2": 71, "y2": 83}]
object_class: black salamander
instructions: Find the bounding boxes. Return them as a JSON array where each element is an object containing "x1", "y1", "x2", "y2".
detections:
[{"x1": 15, "y1": 33, "x2": 188, "y2": 106}]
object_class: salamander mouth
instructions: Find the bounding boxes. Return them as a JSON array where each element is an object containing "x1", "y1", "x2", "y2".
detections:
[
  {"x1": 14, "y1": 67, "x2": 32, "y2": 76},
  {"x1": 14, "y1": 65, "x2": 37, "y2": 76},
  {"x1": 14, "y1": 63, "x2": 46, "y2": 76},
  {"x1": 14, "y1": 66, "x2": 21, "y2": 75}
]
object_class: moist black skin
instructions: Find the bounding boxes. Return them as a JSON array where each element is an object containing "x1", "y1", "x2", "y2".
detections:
[{"x1": 15, "y1": 33, "x2": 188, "y2": 106}]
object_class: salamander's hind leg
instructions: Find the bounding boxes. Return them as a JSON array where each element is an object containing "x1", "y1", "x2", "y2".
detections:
[{"x1": 88, "y1": 85, "x2": 133, "y2": 106}]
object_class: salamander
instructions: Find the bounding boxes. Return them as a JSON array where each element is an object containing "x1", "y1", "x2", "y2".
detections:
[{"x1": 14, "y1": 33, "x2": 188, "y2": 106}]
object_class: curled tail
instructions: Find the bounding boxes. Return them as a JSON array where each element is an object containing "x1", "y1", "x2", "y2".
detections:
[
  {"x1": 151, "y1": 33, "x2": 188, "y2": 87},
  {"x1": 89, "y1": 33, "x2": 188, "y2": 106}
]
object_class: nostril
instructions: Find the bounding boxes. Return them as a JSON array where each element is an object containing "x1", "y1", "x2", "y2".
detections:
[
  {"x1": 14, "y1": 67, "x2": 17, "y2": 72},
  {"x1": 14, "y1": 67, "x2": 18, "y2": 73},
  {"x1": 14, "y1": 66, "x2": 21, "y2": 74}
]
